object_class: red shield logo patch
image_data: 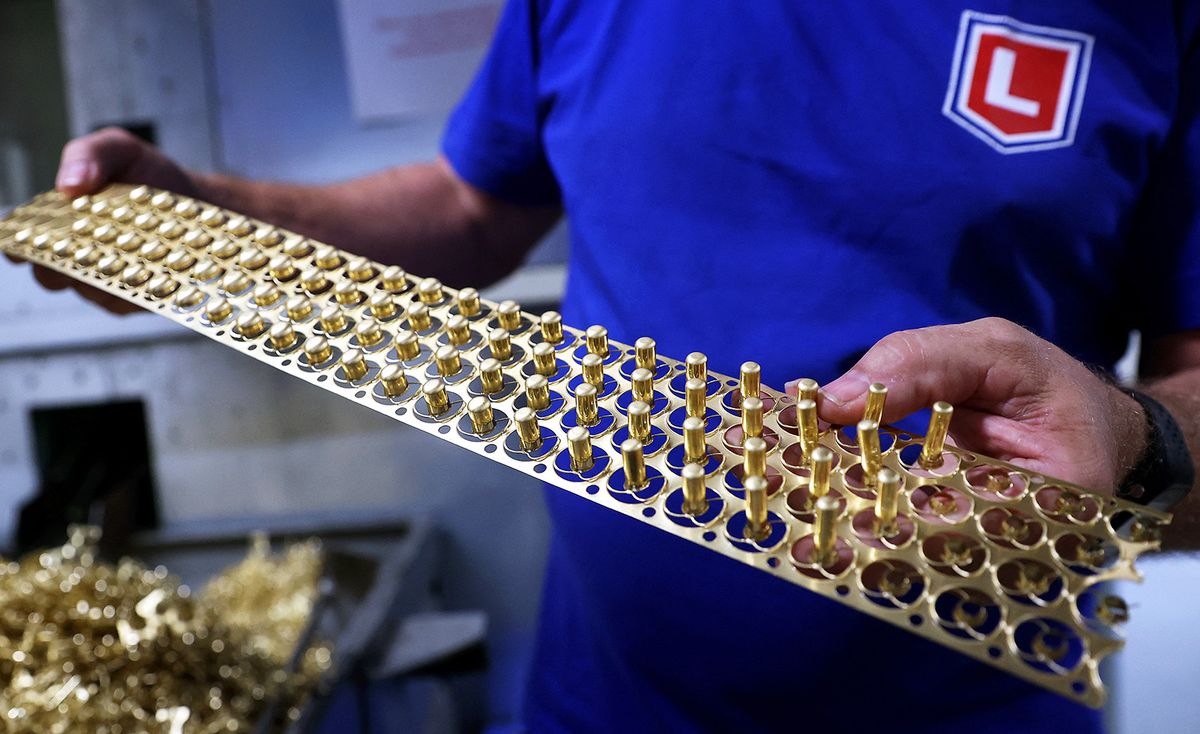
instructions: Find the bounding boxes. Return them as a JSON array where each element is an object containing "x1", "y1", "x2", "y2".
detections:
[{"x1": 943, "y1": 11, "x2": 1094, "y2": 153}]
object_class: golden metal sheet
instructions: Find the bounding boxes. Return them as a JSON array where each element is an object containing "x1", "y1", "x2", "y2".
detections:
[{"x1": 0, "y1": 185, "x2": 1172, "y2": 707}]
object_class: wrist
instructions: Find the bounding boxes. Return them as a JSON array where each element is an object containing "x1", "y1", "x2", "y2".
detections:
[
  {"x1": 189, "y1": 171, "x2": 233, "y2": 209},
  {"x1": 1111, "y1": 387, "x2": 1151, "y2": 482},
  {"x1": 189, "y1": 173, "x2": 296, "y2": 233},
  {"x1": 1118, "y1": 389, "x2": 1195, "y2": 510}
]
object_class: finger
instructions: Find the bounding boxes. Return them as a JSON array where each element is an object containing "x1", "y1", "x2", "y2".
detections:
[
  {"x1": 77, "y1": 287, "x2": 143, "y2": 315},
  {"x1": 948, "y1": 402, "x2": 1115, "y2": 491},
  {"x1": 817, "y1": 318, "x2": 1034, "y2": 426},
  {"x1": 56, "y1": 271, "x2": 144, "y2": 315},
  {"x1": 56, "y1": 127, "x2": 146, "y2": 197},
  {"x1": 33, "y1": 265, "x2": 73, "y2": 291},
  {"x1": 34, "y1": 265, "x2": 143, "y2": 315},
  {"x1": 944, "y1": 406, "x2": 1035, "y2": 462}
]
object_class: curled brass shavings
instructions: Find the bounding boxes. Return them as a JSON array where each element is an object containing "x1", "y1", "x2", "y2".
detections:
[
  {"x1": 199, "y1": 532, "x2": 326, "y2": 669},
  {"x1": 0, "y1": 526, "x2": 331, "y2": 733}
]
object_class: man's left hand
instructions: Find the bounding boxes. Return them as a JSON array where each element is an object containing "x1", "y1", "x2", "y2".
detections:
[{"x1": 805, "y1": 317, "x2": 1147, "y2": 494}]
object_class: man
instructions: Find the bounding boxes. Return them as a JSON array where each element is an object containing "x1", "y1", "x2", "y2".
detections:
[{"x1": 19, "y1": 2, "x2": 1200, "y2": 731}]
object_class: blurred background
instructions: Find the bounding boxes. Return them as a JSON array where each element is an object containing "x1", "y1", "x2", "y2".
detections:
[{"x1": 0, "y1": 1, "x2": 1195, "y2": 732}]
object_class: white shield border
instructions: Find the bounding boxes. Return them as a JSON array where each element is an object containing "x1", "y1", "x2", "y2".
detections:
[{"x1": 942, "y1": 11, "x2": 1095, "y2": 154}]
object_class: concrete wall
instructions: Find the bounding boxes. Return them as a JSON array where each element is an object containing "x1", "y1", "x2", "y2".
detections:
[
  {"x1": 0, "y1": 0, "x2": 71, "y2": 205},
  {"x1": 56, "y1": 0, "x2": 218, "y2": 170}
]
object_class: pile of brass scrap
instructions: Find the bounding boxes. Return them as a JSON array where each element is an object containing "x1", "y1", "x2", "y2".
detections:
[{"x1": 0, "y1": 526, "x2": 332, "y2": 734}]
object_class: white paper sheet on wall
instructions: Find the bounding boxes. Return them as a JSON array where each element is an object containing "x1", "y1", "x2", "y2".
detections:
[{"x1": 336, "y1": 0, "x2": 502, "y2": 122}]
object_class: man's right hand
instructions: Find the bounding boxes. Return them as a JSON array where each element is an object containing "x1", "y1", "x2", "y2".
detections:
[
  {"x1": 5, "y1": 127, "x2": 203, "y2": 315},
  {"x1": 9, "y1": 127, "x2": 558, "y2": 317},
  {"x1": 55, "y1": 126, "x2": 201, "y2": 199}
]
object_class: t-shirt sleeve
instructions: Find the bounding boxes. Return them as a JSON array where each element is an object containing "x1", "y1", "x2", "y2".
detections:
[
  {"x1": 441, "y1": 0, "x2": 561, "y2": 207},
  {"x1": 1134, "y1": 20, "x2": 1200, "y2": 338}
]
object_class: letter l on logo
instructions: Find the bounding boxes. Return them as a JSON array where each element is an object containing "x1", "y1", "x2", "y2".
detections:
[{"x1": 984, "y1": 47, "x2": 1040, "y2": 117}]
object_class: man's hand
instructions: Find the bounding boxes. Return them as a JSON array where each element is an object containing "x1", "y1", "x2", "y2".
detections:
[
  {"x1": 3, "y1": 252, "x2": 143, "y2": 315},
  {"x1": 5, "y1": 127, "x2": 205, "y2": 315},
  {"x1": 805, "y1": 317, "x2": 1148, "y2": 494},
  {"x1": 55, "y1": 127, "x2": 201, "y2": 199}
]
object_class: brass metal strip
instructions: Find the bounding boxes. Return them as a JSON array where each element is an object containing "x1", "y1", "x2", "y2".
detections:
[{"x1": 0, "y1": 185, "x2": 1170, "y2": 707}]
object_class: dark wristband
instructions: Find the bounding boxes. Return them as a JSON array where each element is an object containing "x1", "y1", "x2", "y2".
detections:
[{"x1": 1118, "y1": 390, "x2": 1194, "y2": 511}]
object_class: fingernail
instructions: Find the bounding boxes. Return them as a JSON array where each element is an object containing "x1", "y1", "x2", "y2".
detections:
[
  {"x1": 57, "y1": 159, "x2": 93, "y2": 188},
  {"x1": 784, "y1": 379, "x2": 798, "y2": 395},
  {"x1": 821, "y1": 372, "x2": 870, "y2": 407}
]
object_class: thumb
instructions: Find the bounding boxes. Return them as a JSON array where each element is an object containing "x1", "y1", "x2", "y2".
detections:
[
  {"x1": 813, "y1": 370, "x2": 870, "y2": 425},
  {"x1": 56, "y1": 127, "x2": 147, "y2": 197},
  {"x1": 817, "y1": 320, "x2": 1025, "y2": 426}
]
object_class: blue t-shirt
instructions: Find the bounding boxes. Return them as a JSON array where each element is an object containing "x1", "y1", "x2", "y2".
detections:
[{"x1": 443, "y1": 2, "x2": 1200, "y2": 731}]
